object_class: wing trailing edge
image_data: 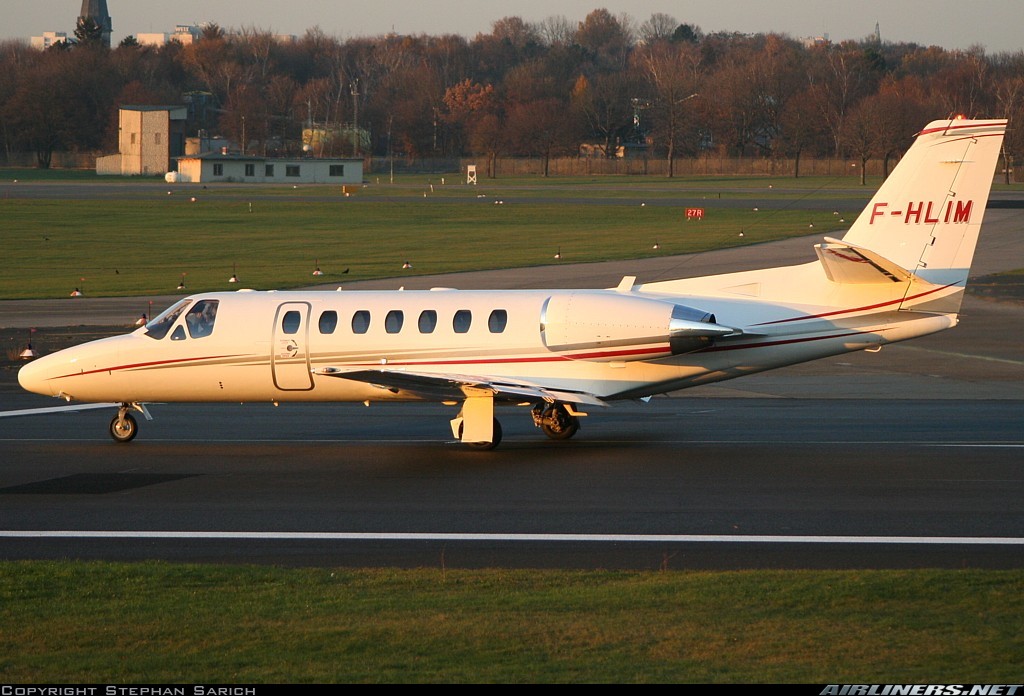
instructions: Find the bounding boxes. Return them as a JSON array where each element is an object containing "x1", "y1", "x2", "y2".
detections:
[{"x1": 314, "y1": 367, "x2": 608, "y2": 407}]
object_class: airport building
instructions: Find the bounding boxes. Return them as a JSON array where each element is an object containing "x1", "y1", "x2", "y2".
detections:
[
  {"x1": 96, "y1": 106, "x2": 188, "y2": 176},
  {"x1": 175, "y1": 153, "x2": 364, "y2": 184}
]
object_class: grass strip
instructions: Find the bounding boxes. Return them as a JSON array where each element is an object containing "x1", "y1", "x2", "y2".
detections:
[
  {"x1": 1, "y1": 561, "x2": 1021, "y2": 683},
  {"x1": 1, "y1": 196, "x2": 850, "y2": 299}
]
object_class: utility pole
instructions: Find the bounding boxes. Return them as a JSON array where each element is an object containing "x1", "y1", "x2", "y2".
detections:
[
  {"x1": 350, "y1": 79, "x2": 360, "y2": 158},
  {"x1": 388, "y1": 115, "x2": 394, "y2": 184}
]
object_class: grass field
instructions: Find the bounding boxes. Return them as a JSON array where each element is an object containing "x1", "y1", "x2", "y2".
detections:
[
  {"x1": 1, "y1": 562, "x2": 1021, "y2": 683},
  {"x1": 1, "y1": 183, "x2": 856, "y2": 299}
]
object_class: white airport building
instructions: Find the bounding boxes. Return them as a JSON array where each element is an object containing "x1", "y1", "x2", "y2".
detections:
[{"x1": 174, "y1": 153, "x2": 364, "y2": 184}]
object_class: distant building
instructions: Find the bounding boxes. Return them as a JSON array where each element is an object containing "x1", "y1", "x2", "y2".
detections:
[
  {"x1": 801, "y1": 34, "x2": 830, "y2": 49},
  {"x1": 30, "y1": 31, "x2": 69, "y2": 49},
  {"x1": 137, "y1": 25, "x2": 202, "y2": 47},
  {"x1": 175, "y1": 153, "x2": 364, "y2": 185},
  {"x1": 96, "y1": 106, "x2": 187, "y2": 176},
  {"x1": 78, "y1": 0, "x2": 112, "y2": 48}
]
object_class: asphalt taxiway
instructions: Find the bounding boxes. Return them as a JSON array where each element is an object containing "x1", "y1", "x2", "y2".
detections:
[{"x1": 0, "y1": 188, "x2": 1022, "y2": 569}]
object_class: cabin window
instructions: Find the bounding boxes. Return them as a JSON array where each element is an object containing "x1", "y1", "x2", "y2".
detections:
[
  {"x1": 186, "y1": 300, "x2": 220, "y2": 339},
  {"x1": 281, "y1": 310, "x2": 301, "y2": 334},
  {"x1": 144, "y1": 300, "x2": 192, "y2": 340},
  {"x1": 385, "y1": 310, "x2": 404, "y2": 334},
  {"x1": 351, "y1": 310, "x2": 370, "y2": 334},
  {"x1": 170, "y1": 325, "x2": 186, "y2": 341},
  {"x1": 418, "y1": 310, "x2": 437, "y2": 333},
  {"x1": 453, "y1": 309, "x2": 472, "y2": 334},
  {"x1": 318, "y1": 311, "x2": 338, "y2": 334},
  {"x1": 488, "y1": 309, "x2": 508, "y2": 333}
]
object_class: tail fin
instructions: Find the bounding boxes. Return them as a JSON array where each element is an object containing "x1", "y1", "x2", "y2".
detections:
[{"x1": 841, "y1": 118, "x2": 1006, "y2": 304}]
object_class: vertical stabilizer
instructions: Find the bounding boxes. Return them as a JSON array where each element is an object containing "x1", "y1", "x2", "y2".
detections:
[{"x1": 841, "y1": 118, "x2": 1006, "y2": 294}]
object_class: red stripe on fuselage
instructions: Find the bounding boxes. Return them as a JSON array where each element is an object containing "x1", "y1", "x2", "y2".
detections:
[
  {"x1": 48, "y1": 354, "x2": 246, "y2": 381},
  {"x1": 751, "y1": 282, "x2": 959, "y2": 327}
]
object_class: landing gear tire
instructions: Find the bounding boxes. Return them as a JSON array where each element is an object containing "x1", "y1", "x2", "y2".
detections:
[
  {"x1": 458, "y1": 418, "x2": 502, "y2": 451},
  {"x1": 109, "y1": 412, "x2": 138, "y2": 443},
  {"x1": 539, "y1": 404, "x2": 580, "y2": 441}
]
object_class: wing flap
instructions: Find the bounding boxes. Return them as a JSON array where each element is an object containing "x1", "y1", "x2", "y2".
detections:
[{"x1": 314, "y1": 367, "x2": 607, "y2": 406}]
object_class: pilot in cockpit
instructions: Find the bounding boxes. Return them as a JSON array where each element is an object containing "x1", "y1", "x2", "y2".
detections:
[{"x1": 186, "y1": 300, "x2": 218, "y2": 338}]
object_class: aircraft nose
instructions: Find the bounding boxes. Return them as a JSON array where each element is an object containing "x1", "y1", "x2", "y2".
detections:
[{"x1": 18, "y1": 353, "x2": 58, "y2": 397}]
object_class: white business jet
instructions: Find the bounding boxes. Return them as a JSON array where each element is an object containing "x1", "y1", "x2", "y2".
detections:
[{"x1": 17, "y1": 118, "x2": 1007, "y2": 449}]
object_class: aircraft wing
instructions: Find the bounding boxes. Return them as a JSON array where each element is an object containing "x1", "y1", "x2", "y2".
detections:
[
  {"x1": 0, "y1": 402, "x2": 121, "y2": 418},
  {"x1": 313, "y1": 366, "x2": 608, "y2": 407}
]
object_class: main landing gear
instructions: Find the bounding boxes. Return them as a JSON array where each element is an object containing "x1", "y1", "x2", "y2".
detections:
[
  {"x1": 108, "y1": 403, "x2": 152, "y2": 443},
  {"x1": 531, "y1": 403, "x2": 581, "y2": 440},
  {"x1": 452, "y1": 398, "x2": 583, "y2": 450},
  {"x1": 458, "y1": 418, "x2": 503, "y2": 451}
]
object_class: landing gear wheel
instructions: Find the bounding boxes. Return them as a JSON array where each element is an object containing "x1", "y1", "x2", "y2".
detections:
[
  {"x1": 458, "y1": 418, "x2": 502, "y2": 451},
  {"x1": 109, "y1": 412, "x2": 138, "y2": 443},
  {"x1": 540, "y1": 404, "x2": 579, "y2": 440}
]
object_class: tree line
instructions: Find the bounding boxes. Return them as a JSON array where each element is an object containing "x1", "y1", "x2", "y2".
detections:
[{"x1": 1, "y1": 9, "x2": 1022, "y2": 178}]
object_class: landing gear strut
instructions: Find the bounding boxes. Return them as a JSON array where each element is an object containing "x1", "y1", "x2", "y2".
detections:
[{"x1": 532, "y1": 403, "x2": 581, "y2": 440}]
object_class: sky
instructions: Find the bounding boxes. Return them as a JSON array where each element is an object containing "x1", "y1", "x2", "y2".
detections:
[{"x1": 4, "y1": 0, "x2": 1021, "y2": 54}]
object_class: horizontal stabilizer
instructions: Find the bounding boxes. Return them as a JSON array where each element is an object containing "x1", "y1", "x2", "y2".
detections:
[
  {"x1": 815, "y1": 237, "x2": 915, "y2": 284},
  {"x1": 314, "y1": 367, "x2": 608, "y2": 407}
]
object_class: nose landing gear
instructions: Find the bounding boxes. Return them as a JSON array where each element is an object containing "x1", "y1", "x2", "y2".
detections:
[
  {"x1": 109, "y1": 411, "x2": 138, "y2": 442},
  {"x1": 108, "y1": 402, "x2": 152, "y2": 443}
]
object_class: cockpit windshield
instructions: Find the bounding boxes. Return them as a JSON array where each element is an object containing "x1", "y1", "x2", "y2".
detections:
[
  {"x1": 142, "y1": 299, "x2": 221, "y2": 340},
  {"x1": 144, "y1": 300, "x2": 191, "y2": 340}
]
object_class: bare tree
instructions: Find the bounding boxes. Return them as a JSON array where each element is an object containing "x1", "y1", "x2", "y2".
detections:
[
  {"x1": 635, "y1": 40, "x2": 701, "y2": 175},
  {"x1": 638, "y1": 13, "x2": 677, "y2": 45}
]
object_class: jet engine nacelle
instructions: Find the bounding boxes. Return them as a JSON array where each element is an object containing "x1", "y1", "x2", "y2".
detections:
[{"x1": 540, "y1": 292, "x2": 735, "y2": 361}]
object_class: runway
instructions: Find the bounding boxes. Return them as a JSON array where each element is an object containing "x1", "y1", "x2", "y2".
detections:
[
  {"x1": 1, "y1": 391, "x2": 1022, "y2": 568},
  {"x1": 1, "y1": 187, "x2": 1022, "y2": 570}
]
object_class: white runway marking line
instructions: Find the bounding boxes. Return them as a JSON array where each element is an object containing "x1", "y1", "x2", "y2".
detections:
[
  {"x1": 1, "y1": 531, "x2": 1024, "y2": 545},
  {"x1": 2, "y1": 437, "x2": 1024, "y2": 446}
]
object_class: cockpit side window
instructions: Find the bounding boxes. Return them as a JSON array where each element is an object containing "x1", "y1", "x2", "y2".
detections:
[
  {"x1": 186, "y1": 300, "x2": 220, "y2": 339},
  {"x1": 144, "y1": 300, "x2": 192, "y2": 340}
]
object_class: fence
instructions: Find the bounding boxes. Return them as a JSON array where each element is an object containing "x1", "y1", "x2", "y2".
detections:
[
  {"x1": 2, "y1": 152, "x2": 1002, "y2": 182},
  {"x1": 366, "y1": 155, "x2": 894, "y2": 179},
  {"x1": 0, "y1": 151, "x2": 100, "y2": 169}
]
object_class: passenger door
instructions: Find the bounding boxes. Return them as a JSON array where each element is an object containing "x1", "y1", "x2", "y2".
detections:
[{"x1": 272, "y1": 302, "x2": 314, "y2": 391}]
